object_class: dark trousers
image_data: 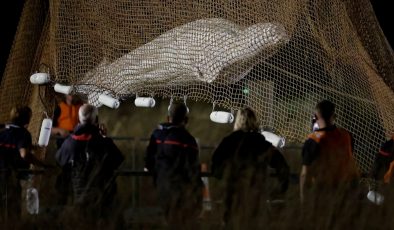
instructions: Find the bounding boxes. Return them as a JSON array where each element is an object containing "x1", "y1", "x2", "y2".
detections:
[{"x1": 0, "y1": 174, "x2": 21, "y2": 221}]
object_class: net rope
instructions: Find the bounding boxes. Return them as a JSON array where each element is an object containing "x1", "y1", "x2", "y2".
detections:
[{"x1": 1, "y1": 0, "x2": 394, "y2": 173}]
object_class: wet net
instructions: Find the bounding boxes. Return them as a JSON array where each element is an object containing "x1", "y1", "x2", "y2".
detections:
[{"x1": 1, "y1": 0, "x2": 394, "y2": 173}]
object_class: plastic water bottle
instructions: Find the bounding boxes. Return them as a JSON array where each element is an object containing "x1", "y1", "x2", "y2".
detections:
[
  {"x1": 367, "y1": 190, "x2": 384, "y2": 205},
  {"x1": 26, "y1": 187, "x2": 39, "y2": 214}
]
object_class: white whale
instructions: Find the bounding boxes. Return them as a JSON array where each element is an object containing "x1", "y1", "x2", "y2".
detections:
[{"x1": 73, "y1": 18, "x2": 289, "y2": 106}]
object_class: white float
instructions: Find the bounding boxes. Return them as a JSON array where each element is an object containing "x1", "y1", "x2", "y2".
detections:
[
  {"x1": 262, "y1": 131, "x2": 285, "y2": 148},
  {"x1": 210, "y1": 111, "x2": 234, "y2": 124},
  {"x1": 98, "y1": 94, "x2": 120, "y2": 109},
  {"x1": 367, "y1": 190, "x2": 384, "y2": 205},
  {"x1": 54, "y1": 83, "x2": 72, "y2": 95},
  {"x1": 30, "y1": 73, "x2": 50, "y2": 85},
  {"x1": 134, "y1": 97, "x2": 156, "y2": 108},
  {"x1": 38, "y1": 118, "x2": 52, "y2": 147}
]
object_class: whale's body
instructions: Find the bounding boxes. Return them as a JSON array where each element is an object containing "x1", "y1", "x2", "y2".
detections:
[{"x1": 74, "y1": 18, "x2": 289, "y2": 106}]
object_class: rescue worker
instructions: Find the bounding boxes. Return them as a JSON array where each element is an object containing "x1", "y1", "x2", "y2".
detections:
[
  {"x1": 51, "y1": 94, "x2": 82, "y2": 148},
  {"x1": 0, "y1": 106, "x2": 46, "y2": 220},
  {"x1": 56, "y1": 104, "x2": 124, "y2": 221},
  {"x1": 145, "y1": 102, "x2": 202, "y2": 226},
  {"x1": 299, "y1": 100, "x2": 360, "y2": 227},
  {"x1": 211, "y1": 107, "x2": 289, "y2": 228},
  {"x1": 52, "y1": 94, "x2": 82, "y2": 206},
  {"x1": 370, "y1": 134, "x2": 394, "y2": 184}
]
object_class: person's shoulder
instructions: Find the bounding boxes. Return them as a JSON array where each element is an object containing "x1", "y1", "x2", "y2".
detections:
[
  {"x1": 336, "y1": 126, "x2": 350, "y2": 133},
  {"x1": 227, "y1": 130, "x2": 245, "y2": 138},
  {"x1": 335, "y1": 126, "x2": 353, "y2": 139},
  {"x1": 151, "y1": 123, "x2": 168, "y2": 137},
  {"x1": 306, "y1": 130, "x2": 325, "y2": 143},
  {"x1": 179, "y1": 128, "x2": 197, "y2": 142},
  {"x1": 303, "y1": 132, "x2": 321, "y2": 148},
  {"x1": 13, "y1": 126, "x2": 32, "y2": 139},
  {"x1": 21, "y1": 126, "x2": 31, "y2": 134}
]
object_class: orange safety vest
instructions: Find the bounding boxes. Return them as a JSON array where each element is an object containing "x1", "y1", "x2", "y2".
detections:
[
  {"x1": 307, "y1": 127, "x2": 359, "y2": 187},
  {"x1": 57, "y1": 102, "x2": 80, "y2": 132}
]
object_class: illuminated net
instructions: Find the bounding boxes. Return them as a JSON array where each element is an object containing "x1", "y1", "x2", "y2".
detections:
[{"x1": 1, "y1": 0, "x2": 394, "y2": 173}]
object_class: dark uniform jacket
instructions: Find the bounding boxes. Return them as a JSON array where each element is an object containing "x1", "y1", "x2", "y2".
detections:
[
  {"x1": 211, "y1": 130, "x2": 289, "y2": 192},
  {"x1": 0, "y1": 124, "x2": 31, "y2": 177},
  {"x1": 145, "y1": 123, "x2": 202, "y2": 220},
  {"x1": 211, "y1": 130, "x2": 289, "y2": 225},
  {"x1": 56, "y1": 124, "x2": 124, "y2": 206},
  {"x1": 145, "y1": 123, "x2": 201, "y2": 186}
]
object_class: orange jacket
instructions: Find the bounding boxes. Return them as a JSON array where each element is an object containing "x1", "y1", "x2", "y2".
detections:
[
  {"x1": 56, "y1": 102, "x2": 81, "y2": 132},
  {"x1": 307, "y1": 127, "x2": 359, "y2": 187}
]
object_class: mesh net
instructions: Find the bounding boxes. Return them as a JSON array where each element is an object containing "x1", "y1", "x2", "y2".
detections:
[{"x1": 1, "y1": 0, "x2": 394, "y2": 173}]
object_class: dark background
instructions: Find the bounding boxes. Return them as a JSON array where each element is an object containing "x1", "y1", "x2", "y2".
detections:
[{"x1": 0, "y1": 1, "x2": 393, "y2": 79}]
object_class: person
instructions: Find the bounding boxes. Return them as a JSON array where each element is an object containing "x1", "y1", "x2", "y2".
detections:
[
  {"x1": 0, "y1": 106, "x2": 46, "y2": 221},
  {"x1": 52, "y1": 94, "x2": 82, "y2": 148},
  {"x1": 56, "y1": 104, "x2": 124, "y2": 220},
  {"x1": 145, "y1": 102, "x2": 202, "y2": 226},
  {"x1": 211, "y1": 107, "x2": 289, "y2": 228},
  {"x1": 299, "y1": 100, "x2": 360, "y2": 228},
  {"x1": 52, "y1": 94, "x2": 82, "y2": 207},
  {"x1": 370, "y1": 134, "x2": 394, "y2": 184}
]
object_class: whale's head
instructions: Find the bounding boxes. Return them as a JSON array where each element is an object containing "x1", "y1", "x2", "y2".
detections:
[{"x1": 240, "y1": 22, "x2": 289, "y2": 53}]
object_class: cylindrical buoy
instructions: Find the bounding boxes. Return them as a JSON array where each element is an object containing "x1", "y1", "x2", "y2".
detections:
[
  {"x1": 30, "y1": 73, "x2": 50, "y2": 85},
  {"x1": 98, "y1": 94, "x2": 120, "y2": 109},
  {"x1": 262, "y1": 131, "x2": 285, "y2": 148},
  {"x1": 54, "y1": 83, "x2": 72, "y2": 95},
  {"x1": 38, "y1": 118, "x2": 52, "y2": 147},
  {"x1": 134, "y1": 97, "x2": 155, "y2": 108},
  {"x1": 209, "y1": 111, "x2": 234, "y2": 124}
]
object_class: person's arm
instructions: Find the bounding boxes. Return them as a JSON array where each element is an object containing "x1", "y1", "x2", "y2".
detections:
[
  {"x1": 103, "y1": 137, "x2": 125, "y2": 170},
  {"x1": 188, "y1": 137, "x2": 200, "y2": 180},
  {"x1": 145, "y1": 132, "x2": 158, "y2": 172},
  {"x1": 299, "y1": 138, "x2": 318, "y2": 203},
  {"x1": 267, "y1": 147, "x2": 290, "y2": 194},
  {"x1": 211, "y1": 136, "x2": 231, "y2": 179},
  {"x1": 51, "y1": 105, "x2": 70, "y2": 137},
  {"x1": 300, "y1": 165, "x2": 308, "y2": 203},
  {"x1": 51, "y1": 127, "x2": 70, "y2": 137},
  {"x1": 20, "y1": 148, "x2": 47, "y2": 168},
  {"x1": 18, "y1": 132, "x2": 47, "y2": 168},
  {"x1": 52, "y1": 105, "x2": 60, "y2": 127}
]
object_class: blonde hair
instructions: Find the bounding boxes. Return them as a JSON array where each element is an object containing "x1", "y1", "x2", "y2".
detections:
[
  {"x1": 233, "y1": 107, "x2": 259, "y2": 132},
  {"x1": 10, "y1": 105, "x2": 32, "y2": 126}
]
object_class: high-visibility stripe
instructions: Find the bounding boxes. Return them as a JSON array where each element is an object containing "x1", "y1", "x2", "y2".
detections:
[
  {"x1": 156, "y1": 139, "x2": 197, "y2": 149},
  {"x1": 0, "y1": 143, "x2": 17, "y2": 149},
  {"x1": 379, "y1": 150, "x2": 391, "y2": 157},
  {"x1": 71, "y1": 134, "x2": 92, "y2": 141}
]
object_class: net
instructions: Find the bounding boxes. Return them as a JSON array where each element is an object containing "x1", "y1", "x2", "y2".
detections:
[{"x1": 1, "y1": 0, "x2": 394, "y2": 173}]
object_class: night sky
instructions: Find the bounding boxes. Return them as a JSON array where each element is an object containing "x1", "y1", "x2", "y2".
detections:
[{"x1": 0, "y1": 1, "x2": 393, "y2": 79}]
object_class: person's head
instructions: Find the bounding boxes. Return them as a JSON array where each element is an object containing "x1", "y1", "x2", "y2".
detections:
[
  {"x1": 315, "y1": 100, "x2": 336, "y2": 126},
  {"x1": 78, "y1": 104, "x2": 98, "y2": 125},
  {"x1": 168, "y1": 102, "x2": 188, "y2": 125},
  {"x1": 233, "y1": 107, "x2": 259, "y2": 132},
  {"x1": 10, "y1": 105, "x2": 32, "y2": 127}
]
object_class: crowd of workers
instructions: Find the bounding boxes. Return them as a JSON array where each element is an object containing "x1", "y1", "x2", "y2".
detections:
[{"x1": 1, "y1": 97, "x2": 394, "y2": 228}]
